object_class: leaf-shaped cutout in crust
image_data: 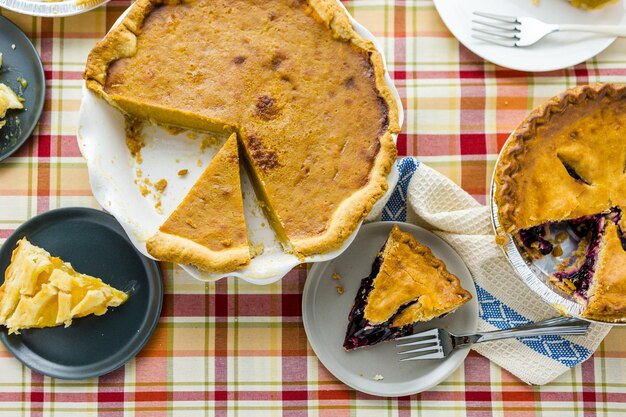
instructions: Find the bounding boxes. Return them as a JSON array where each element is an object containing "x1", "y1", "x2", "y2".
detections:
[{"x1": 557, "y1": 151, "x2": 593, "y2": 186}]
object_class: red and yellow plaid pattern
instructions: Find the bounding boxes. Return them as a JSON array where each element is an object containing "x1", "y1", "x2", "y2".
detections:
[{"x1": 0, "y1": 0, "x2": 625, "y2": 415}]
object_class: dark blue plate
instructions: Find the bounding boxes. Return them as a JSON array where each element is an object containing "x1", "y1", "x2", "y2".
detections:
[
  {"x1": 0, "y1": 207, "x2": 162, "y2": 379},
  {"x1": 0, "y1": 16, "x2": 45, "y2": 162}
]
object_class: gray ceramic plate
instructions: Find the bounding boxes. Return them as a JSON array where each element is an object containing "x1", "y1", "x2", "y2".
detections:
[
  {"x1": 0, "y1": 16, "x2": 45, "y2": 162},
  {"x1": 0, "y1": 207, "x2": 163, "y2": 379},
  {"x1": 302, "y1": 221, "x2": 479, "y2": 397}
]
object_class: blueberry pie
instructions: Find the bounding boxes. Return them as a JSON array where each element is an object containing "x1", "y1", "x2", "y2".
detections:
[
  {"x1": 494, "y1": 83, "x2": 626, "y2": 321},
  {"x1": 343, "y1": 225, "x2": 472, "y2": 350}
]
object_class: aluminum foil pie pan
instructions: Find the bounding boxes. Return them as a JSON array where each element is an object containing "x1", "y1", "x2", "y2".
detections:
[
  {"x1": 489, "y1": 133, "x2": 624, "y2": 325},
  {"x1": 0, "y1": 0, "x2": 107, "y2": 17}
]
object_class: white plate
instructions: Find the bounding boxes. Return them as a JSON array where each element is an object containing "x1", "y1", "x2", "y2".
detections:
[
  {"x1": 0, "y1": 0, "x2": 107, "y2": 17},
  {"x1": 302, "y1": 221, "x2": 479, "y2": 397},
  {"x1": 77, "y1": 1, "x2": 403, "y2": 284},
  {"x1": 433, "y1": 0, "x2": 626, "y2": 72}
]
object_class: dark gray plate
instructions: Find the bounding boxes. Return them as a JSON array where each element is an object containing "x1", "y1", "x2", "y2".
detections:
[
  {"x1": 0, "y1": 207, "x2": 163, "y2": 379},
  {"x1": 0, "y1": 16, "x2": 45, "y2": 162}
]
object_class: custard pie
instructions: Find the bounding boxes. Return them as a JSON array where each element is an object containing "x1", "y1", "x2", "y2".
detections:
[
  {"x1": 0, "y1": 238, "x2": 128, "y2": 334},
  {"x1": 146, "y1": 133, "x2": 250, "y2": 272},
  {"x1": 343, "y1": 225, "x2": 472, "y2": 350},
  {"x1": 84, "y1": 0, "x2": 399, "y2": 265},
  {"x1": 494, "y1": 83, "x2": 626, "y2": 321}
]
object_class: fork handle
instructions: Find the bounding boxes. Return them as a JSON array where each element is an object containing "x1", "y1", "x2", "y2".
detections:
[
  {"x1": 557, "y1": 24, "x2": 626, "y2": 37},
  {"x1": 459, "y1": 317, "x2": 590, "y2": 346}
]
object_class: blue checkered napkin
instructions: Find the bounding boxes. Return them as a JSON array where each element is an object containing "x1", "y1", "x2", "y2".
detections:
[{"x1": 377, "y1": 158, "x2": 612, "y2": 385}]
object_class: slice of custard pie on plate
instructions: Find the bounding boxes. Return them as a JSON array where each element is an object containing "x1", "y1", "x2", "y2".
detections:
[
  {"x1": 343, "y1": 225, "x2": 472, "y2": 350},
  {"x1": 146, "y1": 133, "x2": 250, "y2": 272},
  {"x1": 494, "y1": 83, "x2": 626, "y2": 322},
  {"x1": 0, "y1": 238, "x2": 128, "y2": 334}
]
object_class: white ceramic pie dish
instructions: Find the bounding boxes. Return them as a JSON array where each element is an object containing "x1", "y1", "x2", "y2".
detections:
[{"x1": 77, "y1": 0, "x2": 404, "y2": 284}]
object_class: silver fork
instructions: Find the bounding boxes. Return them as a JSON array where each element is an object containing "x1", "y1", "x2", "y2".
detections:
[
  {"x1": 472, "y1": 11, "x2": 626, "y2": 47},
  {"x1": 396, "y1": 317, "x2": 590, "y2": 360}
]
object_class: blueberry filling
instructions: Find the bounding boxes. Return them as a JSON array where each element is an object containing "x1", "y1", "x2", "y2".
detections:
[
  {"x1": 552, "y1": 216, "x2": 605, "y2": 300},
  {"x1": 568, "y1": 214, "x2": 601, "y2": 239},
  {"x1": 518, "y1": 225, "x2": 553, "y2": 255},
  {"x1": 343, "y1": 246, "x2": 415, "y2": 351}
]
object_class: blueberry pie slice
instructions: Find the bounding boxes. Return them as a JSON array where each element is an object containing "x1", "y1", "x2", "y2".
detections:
[
  {"x1": 343, "y1": 225, "x2": 472, "y2": 350},
  {"x1": 494, "y1": 83, "x2": 626, "y2": 322}
]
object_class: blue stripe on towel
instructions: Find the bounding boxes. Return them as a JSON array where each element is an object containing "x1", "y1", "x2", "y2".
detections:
[
  {"x1": 475, "y1": 285, "x2": 591, "y2": 368},
  {"x1": 381, "y1": 158, "x2": 419, "y2": 222}
]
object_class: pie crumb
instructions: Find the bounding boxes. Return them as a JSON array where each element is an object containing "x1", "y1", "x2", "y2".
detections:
[
  {"x1": 186, "y1": 132, "x2": 198, "y2": 140},
  {"x1": 555, "y1": 231, "x2": 569, "y2": 243},
  {"x1": 139, "y1": 184, "x2": 150, "y2": 197},
  {"x1": 154, "y1": 200, "x2": 163, "y2": 214},
  {"x1": 552, "y1": 245, "x2": 564, "y2": 257},
  {"x1": 178, "y1": 169, "x2": 188, "y2": 176},
  {"x1": 200, "y1": 134, "x2": 221, "y2": 151},
  {"x1": 495, "y1": 234, "x2": 508, "y2": 245},
  {"x1": 332, "y1": 272, "x2": 341, "y2": 280},
  {"x1": 154, "y1": 178, "x2": 168, "y2": 192},
  {"x1": 197, "y1": 159, "x2": 203, "y2": 167},
  {"x1": 250, "y1": 242, "x2": 265, "y2": 257},
  {"x1": 124, "y1": 117, "x2": 145, "y2": 160},
  {"x1": 336, "y1": 284, "x2": 344, "y2": 295},
  {"x1": 373, "y1": 374, "x2": 384, "y2": 381}
]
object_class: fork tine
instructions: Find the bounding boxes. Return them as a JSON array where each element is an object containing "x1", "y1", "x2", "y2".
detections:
[
  {"x1": 472, "y1": 18, "x2": 518, "y2": 32},
  {"x1": 471, "y1": 33, "x2": 518, "y2": 47},
  {"x1": 472, "y1": 27, "x2": 518, "y2": 40},
  {"x1": 397, "y1": 342, "x2": 439, "y2": 355},
  {"x1": 399, "y1": 349, "x2": 444, "y2": 361},
  {"x1": 473, "y1": 11, "x2": 517, "y2": 23},
  {"x1": 396, "y1": 337, "x2": 438, "y2": 348},
  {"x1": 395, "y1": 328, "x2": 439, "y2": 345}
]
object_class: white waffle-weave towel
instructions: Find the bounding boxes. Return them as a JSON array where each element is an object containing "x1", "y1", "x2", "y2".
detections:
[{"x1": 368, "y1": 158, "x2": 612, "y2": 385}]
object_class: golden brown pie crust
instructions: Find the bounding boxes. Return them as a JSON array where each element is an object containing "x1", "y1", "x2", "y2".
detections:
[
  {"x1": 364, "y1": 225, "x2": 472, "y2": 327},
  {"x1": 84, "y1": 0, "x2": 399, "y2": 259},
  {"x1": 146, "y1": 133, "x2": 250, "y2": 272},
  {"x1": 494, "y1": 83, "x2": 626, "y2": 233},
  {"x1": 583, "y1": 221, "x2": 626, "y2": 321}
]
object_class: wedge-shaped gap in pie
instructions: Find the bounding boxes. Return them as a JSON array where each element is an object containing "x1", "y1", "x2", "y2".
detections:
[
  {"x1": 84, "y1": 0, "x2": 399, "y2": 266},
  {"x1": 146, "y1": 133, "x2": 252, "y2": 272},
  {"x1": 343, "y1": 225, "x2": 472, "y2": 351},
  {"x1": 0, "y1": 238, "x2": 129, "y2": 334}
]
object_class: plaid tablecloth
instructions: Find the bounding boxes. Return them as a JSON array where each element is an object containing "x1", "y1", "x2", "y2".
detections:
[{"x1": 1, "y1": 1, "x2": 626, "y2": 415}]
